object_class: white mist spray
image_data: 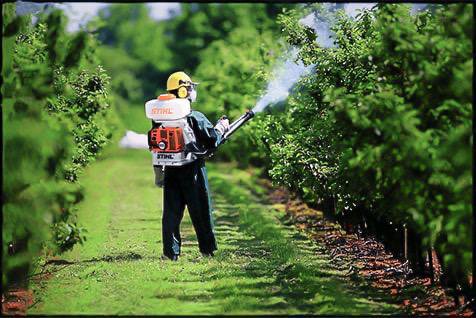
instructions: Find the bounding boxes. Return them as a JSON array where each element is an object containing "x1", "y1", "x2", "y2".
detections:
[
  {"x1": 252, "y1": 3, "x2": 390, "y2": 114},
  {"x1": 252, "y1": 6, "x2": 338, "y2": 114},
  {"x1": 252, "y1": 48, "x2": 313, "y2": 113}
]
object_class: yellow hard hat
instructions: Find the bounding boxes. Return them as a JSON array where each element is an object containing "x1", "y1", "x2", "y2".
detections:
[{"x1": 166, "y1": 71, "x2": 198, "y2": 91}]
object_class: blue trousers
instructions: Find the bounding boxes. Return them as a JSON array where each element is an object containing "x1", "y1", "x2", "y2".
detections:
[{"x1": 162, "y1": 159, "x2": 217, "y2": 257}]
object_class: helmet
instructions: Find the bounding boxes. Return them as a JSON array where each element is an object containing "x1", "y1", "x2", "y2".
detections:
[{"x1": 166, "y1": 71, "x2": 199, "y2": 100}]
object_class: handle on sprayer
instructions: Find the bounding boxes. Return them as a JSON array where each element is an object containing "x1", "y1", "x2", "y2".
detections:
[
  {"x1": 206, "y1": 109, "x2": 254, "y2": 159},
  {"x1": 219, "y1": 115, "x2": 242, "y2": 135}
]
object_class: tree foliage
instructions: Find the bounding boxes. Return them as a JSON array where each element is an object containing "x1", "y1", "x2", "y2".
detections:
[
  {"x1": 95, "y1": 4, "x2": 171, "y2": 100},
  {"x1": 2, "y1": 4, "x2": 117, "y2": 287},
  {"x1": 165, "y1": 3, "x2": 290, "y2": 71},
  {"x1": 259, "y1": 3, "x2": 472, "y2": 291}
]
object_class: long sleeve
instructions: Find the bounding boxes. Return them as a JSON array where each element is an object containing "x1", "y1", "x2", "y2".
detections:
[{"x1": 187, "y1": 110, "x2": 223, "y2": 153}]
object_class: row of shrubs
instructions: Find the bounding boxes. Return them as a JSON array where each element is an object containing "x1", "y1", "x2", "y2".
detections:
[
  {"x1": 254, "y1": 3, "x2": 472, "y2": 296},
  {"x1": 2, "y1": 4, "x2": 119, "y2": 287}
]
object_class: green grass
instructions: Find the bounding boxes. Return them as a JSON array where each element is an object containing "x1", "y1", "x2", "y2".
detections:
[{"x1": 29, "y1": 146, "x2": 400, "y2": 315}]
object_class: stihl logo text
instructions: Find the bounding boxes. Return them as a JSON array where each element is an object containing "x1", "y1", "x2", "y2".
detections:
[
  {"x1": 157, "y1": 154, "x2": 174, "y2": 159},
  {"x1": 151, "y1": 108, "x2": 173, "y2": 115}
]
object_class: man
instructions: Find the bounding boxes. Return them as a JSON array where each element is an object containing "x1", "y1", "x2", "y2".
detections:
[{"x1": 156, "y1": 71, "x2": 229, "y2": 261}]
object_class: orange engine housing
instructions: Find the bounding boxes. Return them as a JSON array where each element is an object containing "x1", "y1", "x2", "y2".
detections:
[{"x1": 148, "y1": 127, "x2": 185, "y2": 153}]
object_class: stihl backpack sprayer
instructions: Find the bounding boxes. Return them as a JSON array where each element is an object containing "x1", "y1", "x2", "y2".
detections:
[
  {"x1": 145, "y1": 94, "x2": 254, "y2": 168},
  {"x1": 146, "y1": 94, "x2": 199, "y2": 167}
]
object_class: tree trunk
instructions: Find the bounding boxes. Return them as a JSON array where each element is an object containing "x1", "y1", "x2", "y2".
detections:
[{"x1": 428, "y1": 247, "x2": 435, "y2": 284}]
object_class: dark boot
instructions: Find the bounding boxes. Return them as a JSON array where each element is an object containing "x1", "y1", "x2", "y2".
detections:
[{"x1": 161, "y1": 254, "x2": 179, "y2": 261}]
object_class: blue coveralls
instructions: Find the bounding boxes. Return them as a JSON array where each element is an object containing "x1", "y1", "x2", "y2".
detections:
[{"x1": 162, "y1": 110, "x2": 222, "y2": 258}]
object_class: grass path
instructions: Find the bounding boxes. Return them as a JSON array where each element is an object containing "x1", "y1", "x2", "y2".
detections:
[{"x1": 29, "y1": 147, "x2": 399, "y2": 315}]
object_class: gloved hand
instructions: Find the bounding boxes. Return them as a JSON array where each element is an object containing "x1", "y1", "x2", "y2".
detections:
[{"x1": 214, "y1": 117, "x2": 230, "y2": 136}]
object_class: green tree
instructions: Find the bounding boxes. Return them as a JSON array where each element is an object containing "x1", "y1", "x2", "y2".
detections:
[
  {"x1": 96, "y1": 4, "x2": 173, "y2": 97},
  {"x1": 166, "y1": 3, "x2": 292, "y2": 72},
  {"x1": 260, "y1": 3, "x2": 472, "y2": 293},
  {"x1": 2, "y1": 4, "x2": 116, "y2": 287}
]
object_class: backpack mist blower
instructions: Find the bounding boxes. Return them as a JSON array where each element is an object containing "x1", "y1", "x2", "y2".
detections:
[{"x1": 145, "y1": 94, "x2": 255, "y2": 168}]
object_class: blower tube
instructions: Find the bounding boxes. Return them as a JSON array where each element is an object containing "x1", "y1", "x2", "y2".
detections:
[{"x1": 219, "y1": 109, "x2": 254, "y2": 144}]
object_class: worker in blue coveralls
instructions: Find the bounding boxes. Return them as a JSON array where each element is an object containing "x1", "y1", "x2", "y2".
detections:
[{"x1": 154, "y1": 71, "x2": 229, "y2": 261}]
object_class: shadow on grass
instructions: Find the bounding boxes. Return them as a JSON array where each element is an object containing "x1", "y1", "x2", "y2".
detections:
[
  {"x1": 204, "y1": 212, "x2": 359, "y2": 313},
  {"x1": 43, "y1": 251, "x2": 166, "y2": 267},
  {"x1": 182, "y1": 167, "x2": 402, "y2": 315}
]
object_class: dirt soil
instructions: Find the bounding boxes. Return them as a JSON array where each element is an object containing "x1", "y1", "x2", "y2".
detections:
[
  {"x1": 264, "y1": 182, "x2": 474, "y2": 316},
  {"x1": 2, "y1": 288, "x2": 34, "y2": 316}
]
